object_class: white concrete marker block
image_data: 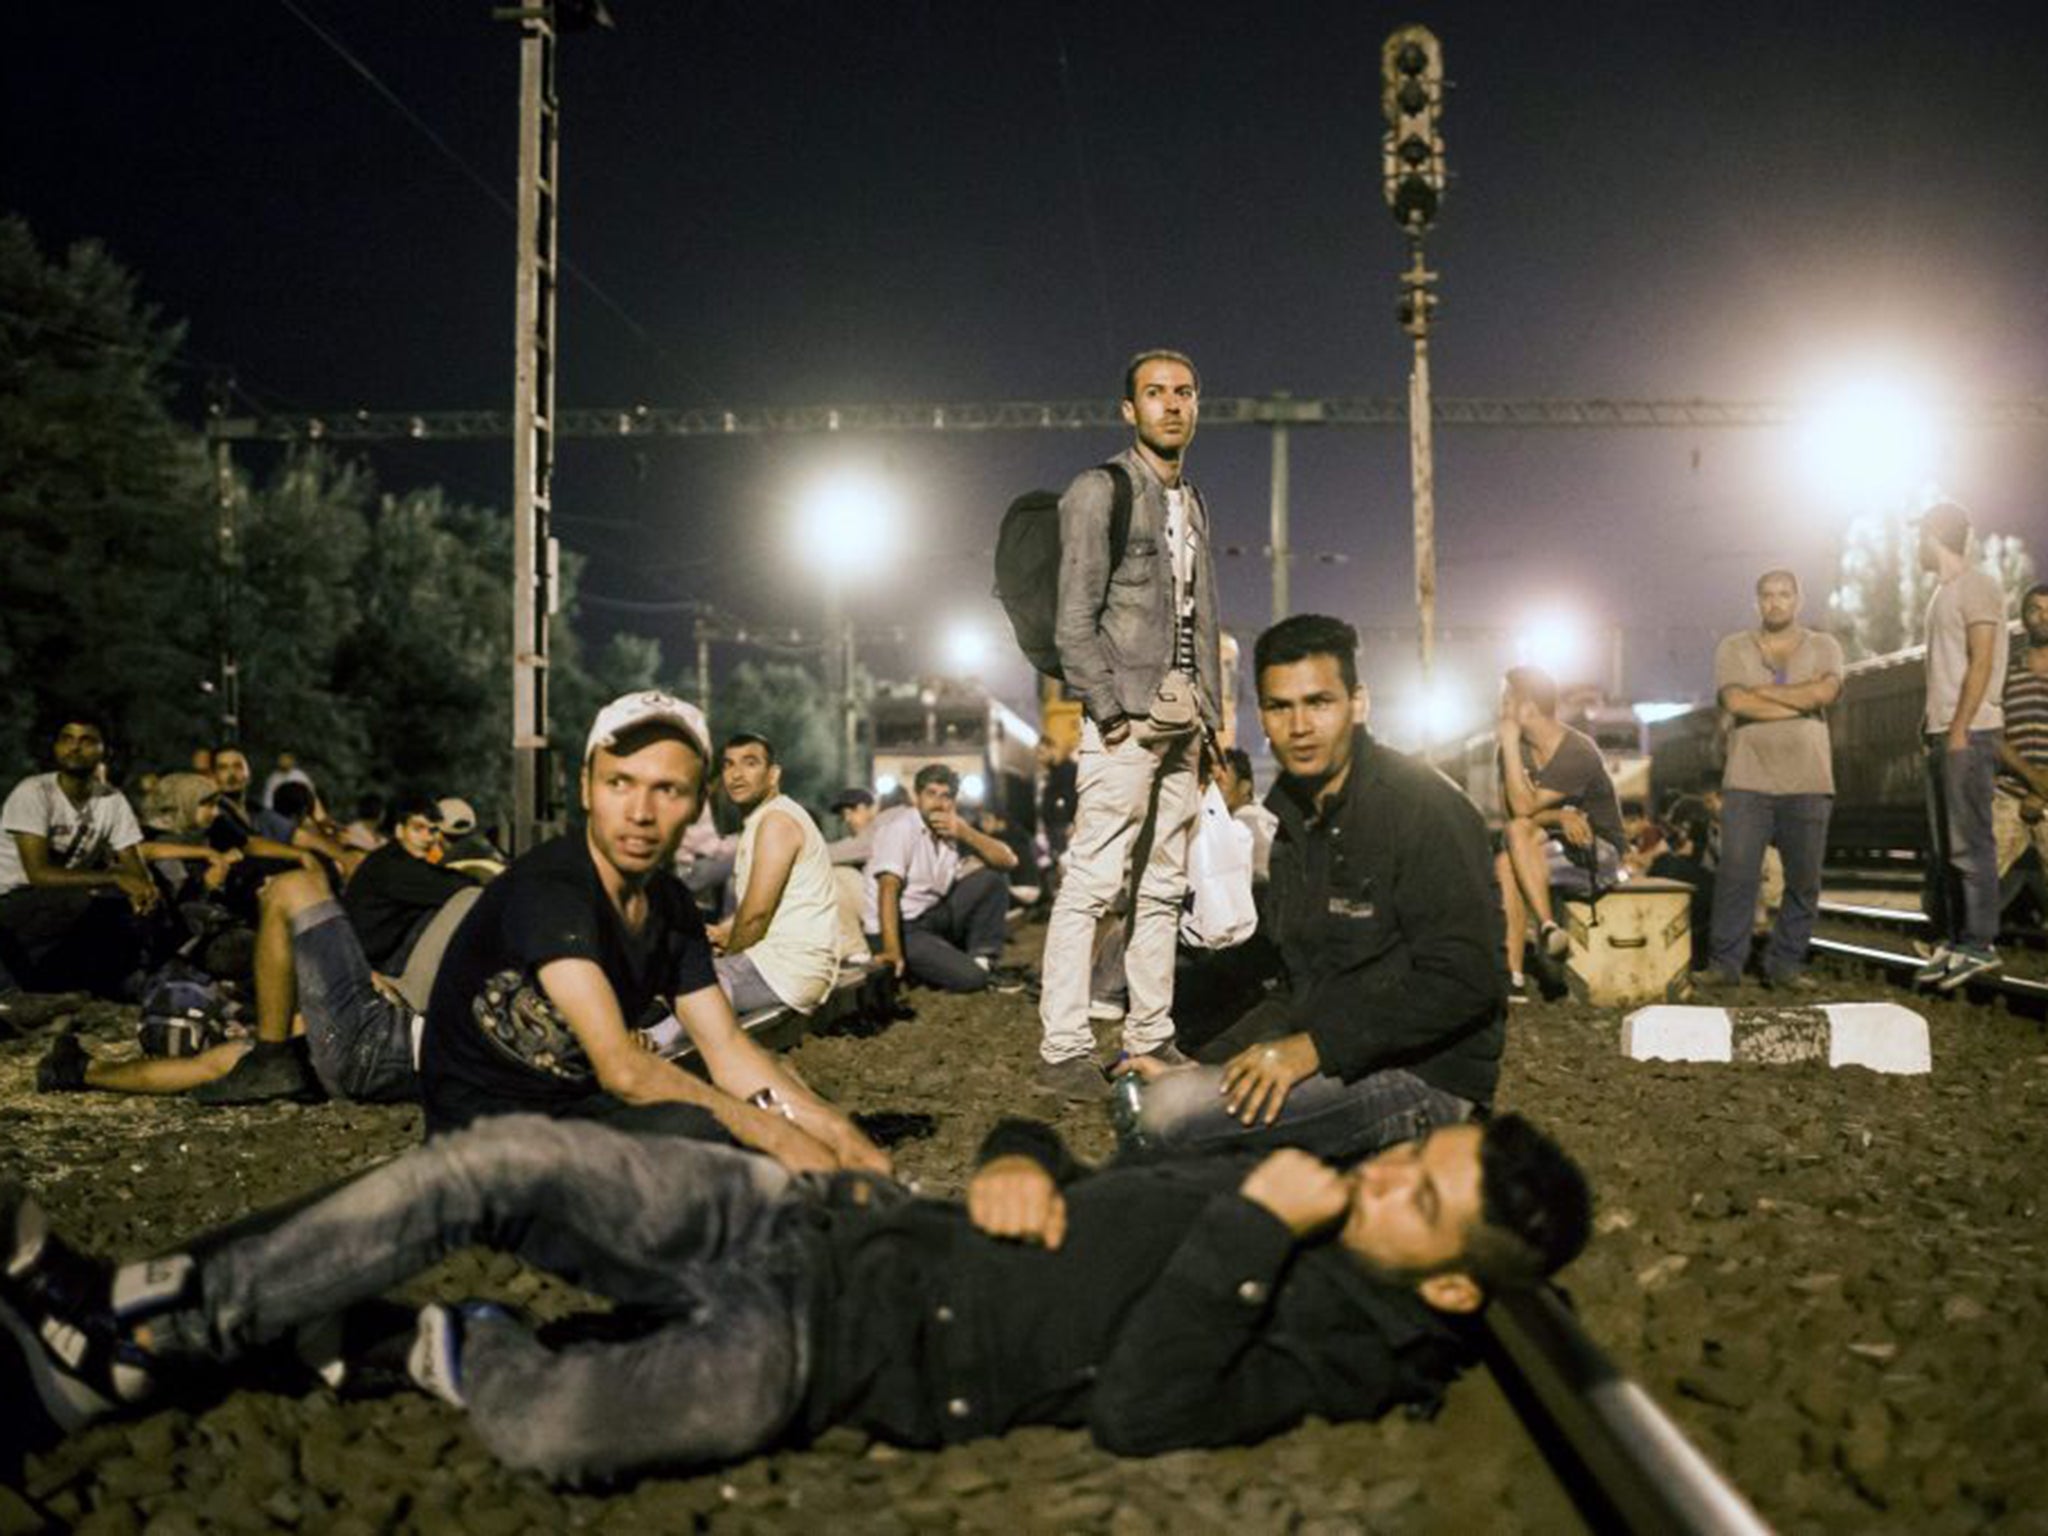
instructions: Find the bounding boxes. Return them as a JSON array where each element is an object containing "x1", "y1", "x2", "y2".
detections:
[{"x1": 1620, "y1": 1002, "x2": 1930, "y2": 1075}]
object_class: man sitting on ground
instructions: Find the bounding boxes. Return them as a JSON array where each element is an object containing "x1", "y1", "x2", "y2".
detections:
[
  {"x1": 3, "y1": 1107, "x2": 1590, "y2": 1486},
  {"x1": 1494, "y1": 666, "x2": 1626, "y2": 998},
  {"x1": 706, "y1": 733, "x2": 846, "y2": 1017},
  {"x1": 864, "y1": 764, "x2": 1020, "y2": 992},
  {"x1": 39, "y1": 795, "x2": 482, "y2": 1104},
  {"x1": 0, "y1": 715, "x2": 159, "y2": 1000},
  {"x1": 416, "y1": 691, "x2": 887, "y2": 1175},
  {"x1": 1122, "y1": 615, "x2": 1505, "y2": 1163}
]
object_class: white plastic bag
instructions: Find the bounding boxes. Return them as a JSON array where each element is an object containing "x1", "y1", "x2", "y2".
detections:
[{"x1": 1181, "y1": 783, "x2": 1258, "y2": 949}]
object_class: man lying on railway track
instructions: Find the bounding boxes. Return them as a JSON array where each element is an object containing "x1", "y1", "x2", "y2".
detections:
[{"x1": 0, "y1": 1109, "x2": 1589, "y2": 1485}]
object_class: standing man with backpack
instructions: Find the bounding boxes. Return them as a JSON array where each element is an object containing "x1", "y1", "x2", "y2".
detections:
[{"x1": 1034, "y1": 350, "x2": 1222, "y2": 1099}]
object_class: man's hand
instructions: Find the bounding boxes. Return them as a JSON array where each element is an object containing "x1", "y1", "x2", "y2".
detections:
[
  {"x1": 1219, "y1": 1033, "x2": 1320, "y2": 1125},
  {"x1": 1112, "y1": 1050, "x2": 1194, "y2": 1081},
  {"x1": 1948, "y1": 725, "x2": 1972, "y2": 755},
  {"x1": 1240, "y1": 1150, "x2": 1350, "y2": 1238},
  {"x1": 705, "y1": 917, "x2": 733, "y2": 953},
  {"x1": 817, "y1": 1112, "x2": 894, "y2": 1178},
  {"x1": 926, "y1": 808, "x2": 961, "y2": 842},
  {"x1": 967, "y1": 1154, "x2": 1068, "y2": 1249},
  {"x1": 878, "y1": 945, "x2": 906, "y2": 979},
  {"x1": 116, "y1": 870, "x2": 160, "y2": 915},
  {"x1": 1102, "y1": 718, "x2": 1132, "y2": 749},
  {"x1": 1556, "y1": 806, "x2": 1594, "y2": 849},
  {"x1": 742, "y1": 1111, "x2": 842, "y2": 1176}
]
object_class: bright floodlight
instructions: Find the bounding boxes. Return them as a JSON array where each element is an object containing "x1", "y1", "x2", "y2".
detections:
[
  {"x1": 875, "y1": 772, "x2": 900, "y2": 796},
  {"x1": 796, "y1": 471, "x2": 900, "y2": 577},
  {"x1": 1405, "y1": 672, "x2": 1474, "y2": 746},
  {"x1": 1515, "y1": 612, "x2": 1589, "y2": 682},
  {"x1": 960, "y1": 772, "x2": 987, "y2": 803},
  {"x1": 1796, "y1": 377, "x2": 1941, "y2": 511},
  {"x1": 945, "y1": 621, "x2": 990, "y2": 675}
]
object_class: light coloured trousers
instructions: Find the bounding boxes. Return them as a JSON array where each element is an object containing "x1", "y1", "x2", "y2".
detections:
[{"x1": 1038, "y1": 721, "x2": 1201, "y2": 1063}]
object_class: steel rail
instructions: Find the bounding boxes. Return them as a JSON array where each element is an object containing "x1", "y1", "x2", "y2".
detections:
[{"x1": 1484, "y1": 1287, "x2": 1774, "y2": 1536}]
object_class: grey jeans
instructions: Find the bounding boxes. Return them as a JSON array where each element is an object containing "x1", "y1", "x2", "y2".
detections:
[{"x1": 178, "y1": 1116, "x2": 818, "y2": 1483}]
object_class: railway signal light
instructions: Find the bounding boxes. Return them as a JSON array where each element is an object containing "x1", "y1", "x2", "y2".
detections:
[{"x1": 1381, "y1": 25, "x2": 1446, "y2": 233}]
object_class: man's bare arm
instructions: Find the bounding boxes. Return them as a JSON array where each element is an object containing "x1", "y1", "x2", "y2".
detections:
[
  {"x1": 1949, "y1": 622, "x2": 1999, "y2": 749},
  {"x1": 1719, "y1": 684, "x2": 1805, "y2": 722},
  {"x1": 876, "y1": 872, "x2": 907, "y2": 975},
  {"x1": 673, "y1": 982, "x2": 890, "y2": 1175},
  {"x1": 947, "y1": 816, "x2": 1018, "y2": 871},
  {"x1": 723, "y1": 810, "x2": 802, "y2": 955},
  {"x1": 536, "y1": 957, "x2": 834, "y2": 1172}
]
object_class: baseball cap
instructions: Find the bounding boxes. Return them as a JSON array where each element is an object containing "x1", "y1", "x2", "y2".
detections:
[
  {"x1": 584, "y1": 691, "x2": 712, "y2": 766},
  {"x1": 828, "y1": 786, "x2": 875, "y2": 812},
  {"x1": 436, "y1": 796, "x2": 478, "y2": 836}
]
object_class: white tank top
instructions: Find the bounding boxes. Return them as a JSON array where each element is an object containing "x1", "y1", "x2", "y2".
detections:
[{"x1": 733, "y1": 794, "x2": 840, "y2": 1011}]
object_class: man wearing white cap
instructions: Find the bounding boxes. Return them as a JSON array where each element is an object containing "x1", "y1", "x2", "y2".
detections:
[{"x1": 416, "y1": 692, "x2": 889, "y2": 1176}]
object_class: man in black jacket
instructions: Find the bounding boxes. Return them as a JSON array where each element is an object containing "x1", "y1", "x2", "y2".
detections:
[
  {"x1": 1, "y1": 1107, "x2": 1588, "y2": 1484},
  {"x1": 1121, "y1": 614, "x2": 1505, "y2": 1162}
]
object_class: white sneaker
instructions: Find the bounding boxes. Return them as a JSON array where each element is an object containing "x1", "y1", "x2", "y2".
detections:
[{"x1": 409, "y1": 1301, "x2": 513, "y2": 1408}]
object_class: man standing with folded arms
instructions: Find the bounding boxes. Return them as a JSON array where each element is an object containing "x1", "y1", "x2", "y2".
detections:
[{"x1": 1037, "y1": 351, "x2": 1222, "y2": 1100}]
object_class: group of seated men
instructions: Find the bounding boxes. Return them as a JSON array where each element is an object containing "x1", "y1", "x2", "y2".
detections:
[{"x1": 1, "y1": 662, "x2": 1599, "y2": 1488}]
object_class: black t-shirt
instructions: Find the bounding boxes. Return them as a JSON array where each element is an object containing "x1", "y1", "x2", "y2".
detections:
[
  {"x1": 418, "y1": 833, "x2": 717, "y2": 1135},
  {"x1": 341, "y1": 842, "x2": 475, "y2": 972},
  {"x1": 1521, "y1": 728, "x2": 1627, "y2": 854}
]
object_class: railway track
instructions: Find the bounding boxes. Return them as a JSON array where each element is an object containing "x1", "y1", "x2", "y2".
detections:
[{"x1": 1813, "y1": 880, "x2": 2048, "y2": 1017}]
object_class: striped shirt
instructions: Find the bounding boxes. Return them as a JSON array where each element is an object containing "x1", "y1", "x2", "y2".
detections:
[{"x1": 1997, "y1": 653, "x2": 2048, "y2": 799}]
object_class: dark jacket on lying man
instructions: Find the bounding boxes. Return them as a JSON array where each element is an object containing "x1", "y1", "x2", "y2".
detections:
[
  {"x1": 1266, "y1": 727, "x2": 1505, "y2": 1107},
  {"x1": 3, "y1": 1111, "x2": 1590, "y2": 1486}
]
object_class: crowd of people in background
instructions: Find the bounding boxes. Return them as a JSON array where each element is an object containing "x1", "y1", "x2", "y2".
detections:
[{"x1": 32, "y1": 338, "x2": 2041, "y2": 1489}]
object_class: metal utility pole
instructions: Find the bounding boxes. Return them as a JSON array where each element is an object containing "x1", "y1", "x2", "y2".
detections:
[
  {"x1": 1268, "y1": 397, "x2": 1293, "y2": 623},
  {"x1": 502, "y1": 4, "x2": 567, "y2": 854},
  {"x1": 1381, "y1": 24, "x2": 1448, "y2": 686},
  {"x1": 207, "y1": 419, "x2": 242, "y2": 744}
]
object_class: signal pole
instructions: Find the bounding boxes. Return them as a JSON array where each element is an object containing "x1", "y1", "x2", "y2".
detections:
[{"x1": 1381, "y1": 25, "x2": 1448, "y2": 686}]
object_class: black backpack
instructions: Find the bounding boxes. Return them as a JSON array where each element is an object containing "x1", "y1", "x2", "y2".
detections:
[{"x1": 994, "y1": 462, "x2": 1134, "y2": 679}]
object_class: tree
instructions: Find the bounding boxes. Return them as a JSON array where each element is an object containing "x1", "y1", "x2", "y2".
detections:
[{"x1": 0, "y1": 216, "x2": 215, "y2": 780}]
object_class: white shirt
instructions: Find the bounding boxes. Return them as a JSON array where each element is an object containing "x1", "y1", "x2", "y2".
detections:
[
  {"x1": 732, "y1": 794, "x2": 841, "y2": 1012},
  {"x1": 861, "y1": 804, "x2": 960, "y2": 932},
  {"x1": 0, "y1": 774, "x2": 144, "y2": 896}
]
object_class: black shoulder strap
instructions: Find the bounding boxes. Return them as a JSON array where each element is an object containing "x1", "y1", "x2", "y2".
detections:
[{"x1": 1099, "y1": 461, "x2": 1133, "y2": 570}]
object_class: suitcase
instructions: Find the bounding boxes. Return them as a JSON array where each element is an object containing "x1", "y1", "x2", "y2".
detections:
[{"x1": 1561, "y1": 877, "x2": 1693, "y2": 1008}]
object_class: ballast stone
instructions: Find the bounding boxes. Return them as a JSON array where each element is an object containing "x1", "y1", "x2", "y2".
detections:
[{"x1": 1621, "y1": 1002, "x2": 1930, "y2": 1075}]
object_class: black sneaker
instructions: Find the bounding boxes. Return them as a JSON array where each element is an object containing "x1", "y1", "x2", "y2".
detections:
[
  {"x1": 1, "y1": 1289, "x2": 114, "y2": 1468},
  {"x1": 190, "y1": 1038, "x2": 325, "y2": 1106},
  {"x1": 981, "y1": 964, "x2": 1032, "y2": 996},
  {"x1": 35, "y1": 1034, "x2": 91, "y2": 1094},
  {"x1": 0, "y1": 1183, "x2": 153, "y2": 1409}
]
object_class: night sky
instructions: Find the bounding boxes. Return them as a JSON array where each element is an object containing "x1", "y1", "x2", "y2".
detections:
[{"x1": 10, "y1": 2, "x2": 2048, "y2": 750}]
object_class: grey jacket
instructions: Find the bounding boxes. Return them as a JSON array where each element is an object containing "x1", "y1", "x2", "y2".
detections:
[{"x1": 1053, "y1": 447, "x2": 1223, "y2": 731}]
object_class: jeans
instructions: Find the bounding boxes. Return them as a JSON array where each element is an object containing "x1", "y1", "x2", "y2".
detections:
[
  {"x1": 179, "y1": 1116, "x2": 815, "y2": 1483},
  {"x1": 1925, "y1": 732, "x2": 2000, "y2": 949},
  {"x1": 715, "y1": 951, "x2": 784, "y2": 1016},
  {"x1": 292, "y1": 901, "x2": 418, "y2": 1102},
  {"x1": 874, "y1": 865, "x2": 1010, "y2": 992},
  {"x1": 1039, "y1": 722, "x2": 1201, "y2": 1062},
  {"x1": 1706, "y1": 790, "x2": 1831, "y2": 978},
  {"x1": 1122, "y1": 1061, "x2": 1473, "y2": 1165}
]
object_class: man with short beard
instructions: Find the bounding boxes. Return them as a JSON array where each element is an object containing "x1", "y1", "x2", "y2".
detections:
[
  {"x1": 417, "y1": 692, "x2": 887, "y2": 1176},
  {"x1": 1992, "y1": 584, "x2": 2048, "y2": 893},
  {"x1": 1, "y1": 1109, "x2": 1591, "y2": 1487},
  {"x1": 1699, "y1": 569, "x2": 1844, "y2": 990},
  {"x1": 708, "y1": 732, "x2": 847, "y2": 1016},
  {"x1": 1038, "y1": 350, "x2": 1222, "y2": 1099},
  {"x1": 1120, "y1": 616, "x2": 1503, "y2": 1164},
  {"x1": 0, "y1": 715, "x2": 157, "y2": 998}
]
